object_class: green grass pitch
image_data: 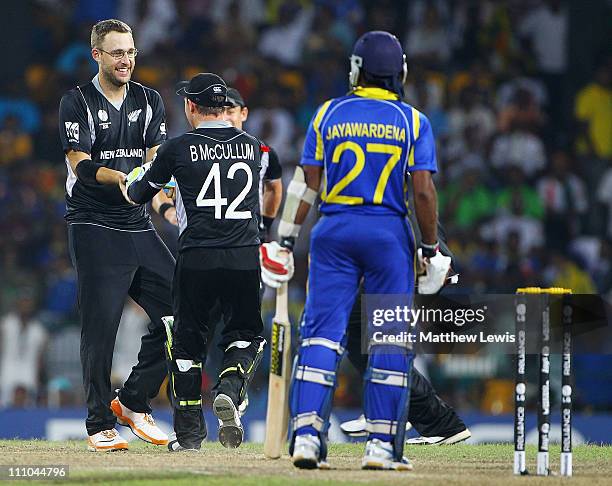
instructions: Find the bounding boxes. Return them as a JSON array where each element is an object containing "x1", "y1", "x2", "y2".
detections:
[{"x1": 1, "y1": 440, "x2": 611, "y2": 485}]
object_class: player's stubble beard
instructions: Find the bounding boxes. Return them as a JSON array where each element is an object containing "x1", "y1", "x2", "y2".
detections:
[{"x1": 101, "y1": 58, "x2": 134, "y2": 89}]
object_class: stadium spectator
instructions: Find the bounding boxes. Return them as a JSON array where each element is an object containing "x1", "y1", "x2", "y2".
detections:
[
  {"x1": 0, "y1": 115, "x2": 34, "y2": 166},
  {"x1": 438, "y1": 166, "x2": 494, "y2": 231},
  {"x1": 543, "y1": 252, "x2": 597, "y2": 294},
  {"x1": 574, "y1": 57, "x2": 612, "y2": 160},
  {"x1": 245, "y1": 90, "x2": 296, "y2": 161},
  {"x1": 497, "y1": 87, "x2": 545, "y2": 133},
  {"x1": 537, "y1": 150, "x2": 588, "y2": 247},
  {"x1": 519, "y1": 0, "x2": 568, "y2": 77},
  {"x1": 258, "y1": 2, "x2": 314, "y2": 66},
  {"x1": 597, "y1": 168, "x2": 612, "y2": 239},
  {"x1": 496, "y1": 61, "x2": 547, "y2": 113},
  {"x1": 569, "y1": 237, "x2": 612, "y2": 293},
  {"x1": 490, "y1": 128, "x2": 546, "y2": 178},
  {"x1": 405, "y1": 4, "x2": 450, "y2": 68},
  {"x1": 118, "y1": 0, "x2": 177, "y2": 56},
  {"x1": 0, "y1": 288, "x2": 48, "y2": 407},
  {"x1": 496, "y1": 166, "x2": 544, "y2": 220},
  {"x1": 447, "y1": 86, "x2": 496, "y2": 154},
  {"x1": 519, "y1": 0, "x2": 568, "y2": 128},
  {"x1": 480, "y1": 195, "x2": 544, "y2": 257}
]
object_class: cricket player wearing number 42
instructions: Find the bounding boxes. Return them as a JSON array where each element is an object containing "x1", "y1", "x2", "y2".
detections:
[{"x1": 260, "y1": 31, "x2": 451, "y2": 471}]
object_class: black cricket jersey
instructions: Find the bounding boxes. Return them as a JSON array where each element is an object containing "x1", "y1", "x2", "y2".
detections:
[
  {"x1": 58, "y1": 75, "x2": 167, "y2": 230},
  {"x1": 128, "y1": 120, "x2": 262, "y2": 251},
  {"x1": 258, "y1": 144, "x2": 282, "y2": 205},
  {"x1": 257, "y1": 142, "x2": 281, "y2": 234}
]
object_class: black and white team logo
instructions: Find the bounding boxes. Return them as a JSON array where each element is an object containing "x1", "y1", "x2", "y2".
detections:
[
  {"x1": 160, "y1": 122, "x2": 166, "y2": 136},
  {"x1": 65, "y1": 122, "x2": 79, "y2": 142},
  {"x1": 127, "y1": 109, "x2": 142, "y2": 126}
]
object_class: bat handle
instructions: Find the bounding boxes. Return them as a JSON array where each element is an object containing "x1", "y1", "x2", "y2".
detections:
[{"x1": 275, "y1": 282, "x2": 288, "y2": 317}]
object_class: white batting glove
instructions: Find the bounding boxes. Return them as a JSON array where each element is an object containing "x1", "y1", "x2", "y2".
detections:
[
  {"x1": 417, "y1": 249, "x2": 452, "y2": 294},
  {"x1": 259, "y1": 242, "x2": 294, "y2": 288}
]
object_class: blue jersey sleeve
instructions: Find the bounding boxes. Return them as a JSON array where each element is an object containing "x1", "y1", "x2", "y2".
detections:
[
  {"x1": 409, "y1": 110, "x2": 438, "y2": 173},
  {"x1": 301, "y1": 100, "x2": 333, "y2": 167}
]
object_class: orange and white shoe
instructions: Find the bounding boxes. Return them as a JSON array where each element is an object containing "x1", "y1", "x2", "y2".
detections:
[
  {"x1": 87, "y1": 428, "x2": 128, "y2": 452},
  {"x1": 110, "y1": 397, "x2": 169, "y2": 445}
]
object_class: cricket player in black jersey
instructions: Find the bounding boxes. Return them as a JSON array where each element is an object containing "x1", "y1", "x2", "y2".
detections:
[
  {"x1": 126, "y1": 73, "x2": 266, "y2": 452},
  {"x1": 194, "y1": 87, "x2": 283, "y2": 418},
  {"x1": 58, "y1": 19, "x2": 176, "y2": 451},
  {"x1": 224, "y1": 88, "x2": 282, "y2": 243}
]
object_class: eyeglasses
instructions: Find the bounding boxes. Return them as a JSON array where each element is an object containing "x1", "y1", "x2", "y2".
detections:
[{"x1": 97, "y1": 48, "x2": 138, "y2": 60}]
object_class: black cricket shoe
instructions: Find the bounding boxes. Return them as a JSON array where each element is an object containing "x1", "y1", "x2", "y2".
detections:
[
  {"x1": 213, "y1": 393, "x2": 243, "y2": 448},
  {"x1": 167, "y1": 433, "x2": 200, "y2": 452}
]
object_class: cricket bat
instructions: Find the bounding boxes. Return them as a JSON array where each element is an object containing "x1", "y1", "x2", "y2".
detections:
[{"x1": 263, "y1": 282, "x2": 292, "y2": 459}]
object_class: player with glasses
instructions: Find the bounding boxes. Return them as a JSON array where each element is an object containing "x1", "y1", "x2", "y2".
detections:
[
  {"x1": 59, "y1": 19, "x2": 176, "y2": 452},
  {"x1": 97, "y1": 48, "x2": 139, "y2": 60}
]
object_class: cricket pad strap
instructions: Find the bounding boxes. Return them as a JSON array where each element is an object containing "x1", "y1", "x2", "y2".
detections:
[
  {"x1": 366, "y1": 418, "x2": 400, "y2": 435},
  {"x1": 169, "y1": 358, "x2": 202, "y2": 410},
  {"x1": 277, "y1": 166, "x2": 317, "y2": 240},
  {"x1": 302, "y1": 337, "x2": 345, "y2": 355},
  {"x1": 217, "y1": 337, "x2": 266, "y2": 404},
  {"x1": 292, "y1": 411, "x2": 325, "y2": 432},
  {"x1": 364, "y1": 367, "x2": 410, "y2": 388}
]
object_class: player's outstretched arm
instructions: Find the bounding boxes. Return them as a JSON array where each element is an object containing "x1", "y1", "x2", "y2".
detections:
[
  {"x1": 125, "y1": 142, "x2": 174, "y2": 205},
  {"x1": 66, "y1": 150, "x2": 126, "y2": 187}
]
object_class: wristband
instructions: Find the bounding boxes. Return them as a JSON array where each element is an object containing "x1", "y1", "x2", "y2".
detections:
[
  {"x1": 158, "y1": 202, "x2": 174, "y2": 219},
  {"x1": 420, "y1": 241, "x2": 439, "y2": 259},
  {"x1": 75, "y1": 159, "x2": 102, "y2": 186},
  {"x1": 262, "y1": 216, "x2": 274, "y2": 231},
  {"x1": 280, "y1": 237, "x2": 295, "y2": 251}
]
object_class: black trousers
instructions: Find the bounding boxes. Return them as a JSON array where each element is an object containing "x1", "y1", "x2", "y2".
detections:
[
  {"x1": 172, "y1": 248, "x2": 264, "y2": 363},
  {"x1": 346, "y1": 292, "x2": 466, "y2": 437},
  {"x1": 68, "y1": 224, "x2": 174, "y2": 436},
  {"x1": 169, "y1": 248, "x2": 263, "y2": 447}
]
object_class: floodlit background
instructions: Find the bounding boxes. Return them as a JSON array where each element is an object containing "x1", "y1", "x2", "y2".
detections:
[{"x1": 0, "y1": 0, "x2": 610, "y2": 442}]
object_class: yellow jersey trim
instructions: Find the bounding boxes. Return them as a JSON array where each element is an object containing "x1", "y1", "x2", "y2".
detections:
[
  {"x1": 313, "y1": 100, "x2": 332, "y2": 161},
  {"x1": 351, "y1": 86, "x2": 400, "y2": 100},
  {"x1": 408, "y1": 108, "x2": 421, "y2": 167}
]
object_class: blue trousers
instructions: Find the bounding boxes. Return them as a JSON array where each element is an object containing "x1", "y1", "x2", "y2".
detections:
[{"x1": 290, "y1": 212, "x2": 415, "y2": 451}]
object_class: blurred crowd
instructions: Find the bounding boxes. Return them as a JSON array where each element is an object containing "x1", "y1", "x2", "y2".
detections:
[{"x1": 0, "y1": 0, "x2": 610, "y2": 413}]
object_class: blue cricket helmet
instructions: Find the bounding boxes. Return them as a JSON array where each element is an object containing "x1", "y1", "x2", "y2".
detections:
[{"x1": 349, "y1": 30, "x2": 407, "y2": 95}]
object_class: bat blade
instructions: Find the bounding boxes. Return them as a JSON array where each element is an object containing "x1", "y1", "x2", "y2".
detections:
[{"x1": 263, "y1": 282, "x2": 292, "y2": 459}]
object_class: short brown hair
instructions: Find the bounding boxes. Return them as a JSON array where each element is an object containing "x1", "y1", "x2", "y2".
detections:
[
  {"x1": 194, "y1": 105, "x2": 225, "y2": 116},
  {"x1": 91, "y1": 19, "x2": 132, "y2": 49}
]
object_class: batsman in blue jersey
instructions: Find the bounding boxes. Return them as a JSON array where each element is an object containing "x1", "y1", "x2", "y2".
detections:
[{"x1": 260, "y1": 31, "x2": 451, "y2": 471}]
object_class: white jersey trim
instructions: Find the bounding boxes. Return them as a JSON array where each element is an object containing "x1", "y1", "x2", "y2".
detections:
[
  {"x1": 68, "y1": 222, "x2": 154, "y2": 233},
  {"x1": 64, "y1": 156, "x2": 77, "y2": 197},
  {"x1": 175, "y1": 181, "x2": 187, "y2": 236}
]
